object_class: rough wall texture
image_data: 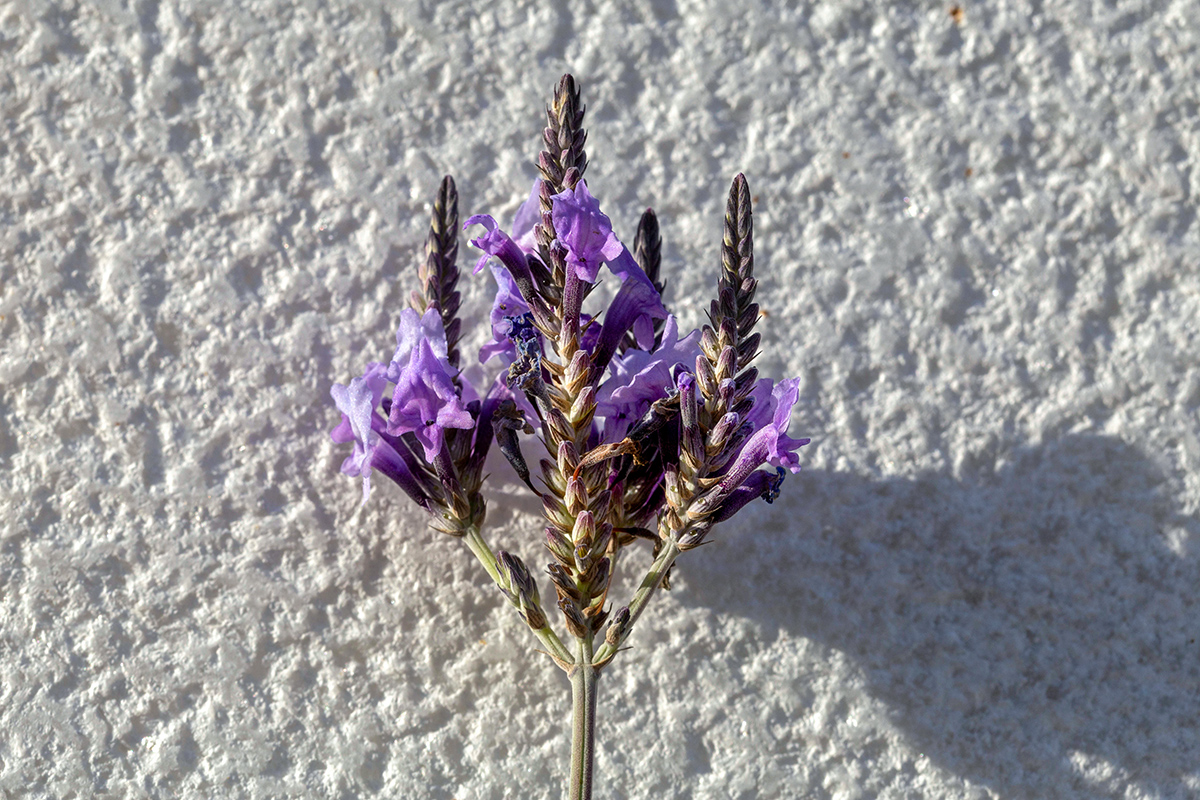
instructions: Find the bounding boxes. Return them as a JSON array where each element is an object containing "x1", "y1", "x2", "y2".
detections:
[{"x1": 2, "y1": 1, "x2": 1198, "y2": 798}]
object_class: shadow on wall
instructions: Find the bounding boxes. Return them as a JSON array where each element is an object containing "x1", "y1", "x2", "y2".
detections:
[{"x1": 679, "y1": 435, "x2": 1200, "y2": 798}]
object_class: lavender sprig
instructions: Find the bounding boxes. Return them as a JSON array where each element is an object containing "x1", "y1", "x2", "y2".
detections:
[
  {"x1": 331, "y1": 74, "x2": 810, "y2": 800},
  {"x1": 592, "y1": 174, "x2": 809, "y2": 671}
]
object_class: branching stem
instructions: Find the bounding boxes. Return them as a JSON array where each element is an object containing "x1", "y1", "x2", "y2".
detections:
[
  {"x1": 590, "y1": 538, "x2": 681, "y2": 669},
  {"x1": 461, "y1": 524, "x2": 575, "y2": 668}
]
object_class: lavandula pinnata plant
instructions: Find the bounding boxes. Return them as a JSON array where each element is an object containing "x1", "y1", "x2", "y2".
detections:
[{"x1": 330, "y1": 75, "x2": 809, "y2": 799}]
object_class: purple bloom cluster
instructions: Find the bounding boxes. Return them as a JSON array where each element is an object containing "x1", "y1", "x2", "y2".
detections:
[
  {"x1": 333, "y1": 174, "x2": 808, "y2": 520},
  {"x1": 330, "y1": 361, "x2": 431, "y2": 508},
  {"x1": 331, "y1": 308, "x2": 483, "y2": 508},
  {"x1": 463, "y1": 178, "x2": 807, "y2": 512}
]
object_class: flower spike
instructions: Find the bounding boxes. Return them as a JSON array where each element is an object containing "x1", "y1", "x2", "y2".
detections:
[
  {"x1": 414, "y1": 175, "x2": 463, "y2": 369},
  {"x1": 538, "y1": 74, "x2": 588, "y2": 203}
]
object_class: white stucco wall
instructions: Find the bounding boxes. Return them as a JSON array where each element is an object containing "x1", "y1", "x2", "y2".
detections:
[{"x1": 2, "y1": 1, "x2": 1198, "y2": 797}]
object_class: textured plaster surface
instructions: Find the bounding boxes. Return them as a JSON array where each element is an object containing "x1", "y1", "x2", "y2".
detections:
[{"x1": 3, "y1": 1, "x2": 1199, "y2": 798}]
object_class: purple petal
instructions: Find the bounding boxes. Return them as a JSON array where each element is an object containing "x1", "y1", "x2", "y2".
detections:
[
  {"x1": 330, "y1": 362, "x2": 430, "y2": 507},
  {"x1": 511, "y1": 180, "x2": 543, "y2": 250},
  {"x1": 389, "y1": 308, "x2": 449, "y2": 382},
  {"x1": 388, "y1": 339, "x2": 474, "y2": 462},
  {"x1": 479, "y1": 263, "x2": 531, "y2": 365},
  {"x1": 590, "y1": 276, "x2": 670, "y2": 380},
  {"x1": 711, "y1": 469, "x2": 783, "y2": 522},
  {"x1": 595, "y1": 316, "x2": 700, "y2": 441},
  {"x1": 604, "y1": 247, "x2": 667, "y2": 316},
  {"x1": 331, "y1": 362, "x2": 389, "y2": 449},
  {"x1": 550, "y1": 182, "x2": 620, "y2": 283},
  {"x1": 726, "y1": 376, "x2": 810, "y2": 477},
  {"x1": 465, "y1": 215, "x2": 543, "y2": 315},
  {"x1": 465, "y1": 215, "x2": 530, "y2": 278}
]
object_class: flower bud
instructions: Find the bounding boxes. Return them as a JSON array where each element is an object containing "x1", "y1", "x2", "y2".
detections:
[
  {"x1": 676, "y1": 526, "x2": 710, "y2": 551},
  {"x1": 540, "y1": 458, "x2": 565, "y2": 495},
  {"x1": 557, "y1": 440, "x2": 580, "y2": 474},
  {"x1": 694, "y1": 354, "x2": 718, "y2": 400},
  {"x1": 498, "y1": 550, "x2": 540, "y2": 606},
  {"x1": 546, "y1": 408, "x2": 574, "y2": 444},
  {"x1": 546, "y1": 526, "x2": 575, "y2": 565},
  {"x1": 716, "y1": 345, "x2": 737, "y2": 383},
  {"x1": 590, "y1": 522, "x2": 614, "y2": 557},
  {"x1": 710, "y1": 412, "x2": 741, "y2": 449},
  {"x1": 678, "y1": 373, "x2": 703, "y2": 464},
  {"x1": 718, "y1": 317, "x2": 738, "y2": 351},
  {"x1": 522, "y1": 598, "x2": 548, "y2": 630},
  {"x1": 718, "y1": 377, "x2": 737, "y2": 412},
  {"x1": 570, "y1": 385, "x2": 597, "y2": 428},
  {"x1": 557, "y1": 596, "x2": 590, "y2": 638},
  {"x1": 547, "y1": 563, "x2": 581, "y2": 600},
  {"x1": 688, "y1": 486, "x2": 724, "y2": 521},
  {"x1": 699, "y1": 327, "x2": 720, "y2": 362},
  {"x1": 542, "y1": 492, "x2": 573, "y2": 529},
  {"x1": 566, "y1": 349, "x2": 591, "y2": 387},
  {"x1": 718, "y1": 285, "x2": 737, "y2": 323},
  {"x1": 605, "y1": 607, "x2": 630, "y2": 647},
  {"x1": 733, "y1": 366, "x2": 759, "y2": 402},
  {"x1": 587, "y1": 556, "x2": 610, "y2": 591},
  {"x1": 580, "y1": 559, "x2": 610, "y2": 605},
  {"x1": 664, "y1": 464, "x2": 683, "y2": 505},
  {"x1": 565, "y1": 475, "x2": 588, "y2": 514},
  {"x1": 572, "y1": 510, "x2": 596, "y2": 546},
  {"x1": 574, "y1": 542, "x2": 593, "y2": 573}
]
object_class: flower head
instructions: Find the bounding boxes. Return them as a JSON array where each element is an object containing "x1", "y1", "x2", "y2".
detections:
[
  {"x1": 720, "y1": 377, "x2": 810, "y2": 488},
  {"x1": 465, "y1": 214, "x2": 529, "y2": 277}
]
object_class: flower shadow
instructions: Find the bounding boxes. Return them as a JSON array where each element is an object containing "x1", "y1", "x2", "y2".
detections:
[{"x1": 677, "y1": 434, "x2": 1200, "y2": 798}]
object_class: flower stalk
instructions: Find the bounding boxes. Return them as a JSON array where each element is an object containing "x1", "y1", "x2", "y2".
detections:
[{"x1": 568, "y1": 636, "x2": 597, "y2": 800}]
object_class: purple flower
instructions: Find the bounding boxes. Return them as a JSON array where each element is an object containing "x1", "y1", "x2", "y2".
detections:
[
  {"x1": 589, "y1": 275, "x2": 671, "y2": 382},
  {"x1": 711, "y1": 468, "x2": 787, "y2": 522},
  {"x1": 603, "y1": 246, "x2": 667, "y2": 305},
  {"x1": 548, "y1": 181, "x2": 668, "y2": 306},
  {"x1": 688, "y1": 379, "x2": 808, "y2": 520},
  {"x1": 480, "y1": 263, "x2": 532, "y2": 364},
  {"x1": 464, "y1": 215, "x2": 546, "y2": 331},
  {"x1": 330, "y1": 362, "x2": 430, "y2": 507},
  {"x1": 511, "y1": 179, "x2": 543, "y2": 252},
  {"x1": 550, "y1": 181, "x2": 625, "y2": 283},
  {"x1": 728, "y1": 377, "x2": 810, "y2": 478},
  {"x1": 596, "y1": 316, "x2": 700, "y2": 441},
  {"x1": 388, "y1": 306, "x2": 452, "y2": 378},
  {"x1": 385, "y1": 308, "x2": 475, "y2": 462},
  {"x1": 465, "y1": 214, "x2": 531, "y2": 276}
]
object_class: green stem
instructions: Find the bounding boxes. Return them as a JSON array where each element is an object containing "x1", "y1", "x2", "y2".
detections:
[
  {"x1": 590, "y1": 538, "x2": 681, "y2": 668},
  {"x1": 461, "y1": 524, "x2": 575, "y2": 668},
  {"x1": 569, "y1": 636, "x2": 597, "y2": 800}
]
